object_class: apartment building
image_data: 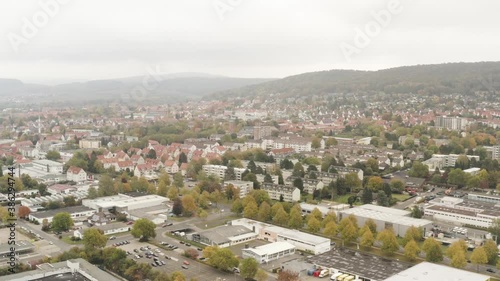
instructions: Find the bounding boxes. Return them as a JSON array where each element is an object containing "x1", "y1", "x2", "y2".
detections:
[{"x1": 261, "y1": 183, "x2": 300, "y2": 202}]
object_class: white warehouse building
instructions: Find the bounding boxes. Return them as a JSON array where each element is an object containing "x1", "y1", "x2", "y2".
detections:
[
  {"x1": 339, "y1": 204, "x2": 433, "y2": 237},
  {"x1": 231, "y1": 218, "x2": 330, "y2": 255},
  {"x1": 82, "y1": 194, "x2": 168, "y2": 213},
  {"x1": 242, "y1": 242, "x2": 295, "y2": 264}
]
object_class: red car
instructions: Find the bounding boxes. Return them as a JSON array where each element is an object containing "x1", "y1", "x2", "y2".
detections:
[
  {"x1": 127, "y1": 221, "x2": 134, "y2": 225},
  {"x1": 183, "y1": 261, "x2": 190, "y2": 265}
]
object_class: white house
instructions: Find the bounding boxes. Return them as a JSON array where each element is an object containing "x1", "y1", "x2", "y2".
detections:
[
  {"x1": 66, "y1": 166, "x2": 87, "y2": 183},
  {"x1": 96, "y1": 222, "x2": 130, "y2": 235},
  {"x1": 164, "y1": 160, "x2": 179, "y2": 174}
]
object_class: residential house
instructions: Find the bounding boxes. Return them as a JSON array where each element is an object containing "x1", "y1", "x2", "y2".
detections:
[
  {"x1": 66, "y1": 166, "x2": 87, "y2": 183},
  {"x1": 164, "y1": 160, "x2": 179, "y2": 174}
]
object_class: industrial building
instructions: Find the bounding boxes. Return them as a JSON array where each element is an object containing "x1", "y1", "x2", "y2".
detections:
[
  {"x1": 0, "y1": 259, "x2": 121, "y2": 281},
  {"x1": 424, "y1": 196, "x2": 500, "y2": 228},
  {"x1": 383, "y1": 262, "x2": 490, "y2": 281},
  {"x1": 231, "y1": 218, "x2": 331, "y2": 255},
  {"x1": 308, "y1": 247, "x2": 412, "y2": 281},
  {"x1": 28, "y1": 206, "x2": 95, "y2": 225},
  {"x1": 242, "y1": 241, "x2": 295, "y2": 264},
  {"x1": 300, "y1": 203, "x2": 350, "y2": 218},
  {"x1": 339, "y1": 204, "x2": 432, "y2": 237},
  {"x1": 82, "y1": 193, "x2": 168, "y2": 213},
  {"x1": 192, "y1": 225, "x2": 257, "y2": 248}
]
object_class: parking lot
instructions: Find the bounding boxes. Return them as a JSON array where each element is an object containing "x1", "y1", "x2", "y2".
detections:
[{"x1": 110, "y1": 233, "x2": 244, "y2": 281}]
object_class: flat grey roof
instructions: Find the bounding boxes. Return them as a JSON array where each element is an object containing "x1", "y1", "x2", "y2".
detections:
[
  {"x1": 0, "y1": 259, "x2": 121, "y2": 281},
  {"x1": 341, "y1": 204, "x2": 432, "y2": 228},
  {"x1": 308, "y1": 248, "x2": 412, "y2": 280},
  {"x1": 198, "y1": 225, "x2": 254, "y2": 244},
  {"x1": 383, "y1": 262, "x2": 489, "y2": 281},
  {"x1": 0, "y1": 240, "x2": 35, "y2": 255},
  {"x1": 31, "y1": 206, "x2": 94, "y2": 219}
]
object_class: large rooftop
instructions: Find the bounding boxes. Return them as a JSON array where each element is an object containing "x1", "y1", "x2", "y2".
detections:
[
  {"x1": 198, "y1": 225, "x2": 255, "y2": 244},
  {"x1": 308, "y1": 247, "x2": 412, "y2": 280},
  {"x1": 31, "y1": 206, "x2": 94, "y2": 219},
  {"x1": 243, "y1": 241, "x2": 295, "y2": 256},
  {"x1": 383, "y1": 262, "x2": 490, "y2": 281},
  {"x1": 340, "y1": 204, "x2": 432, "y2": 228},
  {"x1": 265, "y1": 226, "x2": 330, "y2": 245}
]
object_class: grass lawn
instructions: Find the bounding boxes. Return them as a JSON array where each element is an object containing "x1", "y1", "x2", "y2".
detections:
[
  {"x1": 62, "y1": 236, "x2": 83, "y2": 245},
  {"x1": 392, "y1": 194, "x2": 411, "y2": 202},
  {"x1": 333, "y1": 194, "x2": 361, "y2": 205}
]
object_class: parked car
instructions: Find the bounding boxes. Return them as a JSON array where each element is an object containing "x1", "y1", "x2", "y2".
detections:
[
  {"x1": 182, "y1": 265, "x2": 188, "y2": 269},
  {"x1": 487, "y1": 268, "x2": 495, "y2": 273},
  {"x1": 183, "y1": 261, "x2": 190, "y2": 265},
  {"x1": 109, "y1": 236, "x2": 116, "y2": 240}
]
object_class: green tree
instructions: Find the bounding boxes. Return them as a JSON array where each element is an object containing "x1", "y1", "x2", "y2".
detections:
[
  {"x1": 321, "y1": 212, "x2": 337, "y2": 228},
  {"x1": 288, "y1": 208, "x2": 303, "y2": 229},
  {"x1": 257, "y1": 201, "x2": 272, "y2": 221},
  {"x1": 450, "y1": 249, "x2": 467, "y2": 268},
  {"x1": 98, "y1": 174, "x2": 115, "y2": 197},
  {"x1": 390, "y1": 179, "x2": 405, "y2": 193},
  {"x1": 410, "y1": 206, "x2": 424, "y2": 218},
  {"x1": 408, "y1": 161, "x2": 429, "y2": 178},
  {"x1": 448, "y1": 168, "x2": 468, "y2": 187},
  {"x1": 361, "y1": 187, "x2": 373, "y2": 204},
  {"x1": 377, "y1": 191, "x2": 389, "y2": 206},
  {"x1": 422, "y1": 237, "x2": 443, "y2": 262},
  {"x1": 366, "y1": 176, "x2": 384, "y2": 191},
  {"x1": 404, "y1": 239, "x2": 420, "y2": 261},
  {"x1": 271, "y1": 202, "x2": 284, "y2": 217},
  {"x1": 471, "y1": 246, "x2": 488, "y2": 272},
  {"x1": 131, "y1": 218, "x2": 156, "y2": 241},
  {"x1": 171, "y1": 271, "x2": 186, "y2": 281},
  {"x1": 198, "y1": 210, "x2": 208, "y2": 220},
  {"x1": 240, "y1": 258, "x2": 258, "y2": 279},
  {"x1": 323, "y1": 221, "x2": 338, "y2": 239},
  {"x1": 403, "y1": 226, "x2": 423, "y2": 246},
  {"x1": 173, "y1": 172, "x2": 184, "y2": 188},
  {"x1": 364, "y1": 218, "x2": 377, "y2": 235},
  {"x1": 87, "y1": 186, "x2": 98, "y2": 199},
  {"x1": 292, "y1": 162, "x2": 305, "y2": 177},
  {"x1": 345, "y1": 172, "x2": 362, "y2": 190},
  {"x1": 483, "y1": 239, "x2": 499, "y2": 264},
  {"x1": 181, "y1": 194, "x2": 198, "y2": 217},
  {"x1": 231, "y1": 199, "x2": 243, "y2": 214},
  {"x1": 157, "y1": 180, "x2": 169, "y2": 197},
  {"x1": 488, "y1": 218, "x2": 500, "y2": 244},
  {"x1": 208, "y1": 248, "x2": 239, "y2": 271},
  {"x1": 307, "y1": 216, "x2": 321, "y2": 233},
  {"x1": 339, "y1": 217, "x2": 358, "y2": 245},
  {"x1": 46, "y1": 150, "x2": 61, "y2": 161},
  {"x1": 244, "y1": 201, "x2": 259, "y2": 219},
  {"x1": 360, "y1": 228, "x2": 374, "y2": 248},
  {"x1": 52, "y1": 212, "x2": 74, "y2": 232},
  {"x1": 83, "y1": 228, "x2": 108, "y2": 249},
  {"x1": 311, "y1": 138, "x2": 321, "y2": 149},
  {"x1": 377, "y1": 228, "x2": 399, "y2": 255},
  {"x1": 273, "y1": 208, "x2": 289, "y2": 226},
  {"x1": 172, "y1": 197, "x2": 183, "y2": 216}
]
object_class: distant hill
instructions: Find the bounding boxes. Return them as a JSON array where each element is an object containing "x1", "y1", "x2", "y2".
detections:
[
  {"x1": 0, "y1": 73, "x2": 276, "y2": 105},
  {"x1": 208, "y1": 62, "x2": 500, "y2": 99}
]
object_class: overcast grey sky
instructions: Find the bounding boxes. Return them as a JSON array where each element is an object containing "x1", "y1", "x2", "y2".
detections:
[{"x1": 0, "y1": 0, "x2": 499, "y2": 84}]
